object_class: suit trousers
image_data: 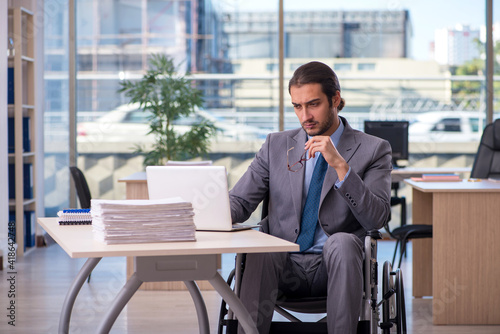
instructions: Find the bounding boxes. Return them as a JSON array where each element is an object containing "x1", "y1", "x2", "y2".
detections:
[{"x1": 238, "y1": 232, "x2": 364, "y2": 334}]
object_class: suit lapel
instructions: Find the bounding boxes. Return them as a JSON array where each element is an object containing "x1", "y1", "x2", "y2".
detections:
[{"x1": 288, "y1": 130, "x2": 307, "y2": 224}]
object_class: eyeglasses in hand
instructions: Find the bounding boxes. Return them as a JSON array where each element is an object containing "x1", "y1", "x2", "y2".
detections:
[{"x1": 287, "y1": 146, "x2": 312, "y2": 172}]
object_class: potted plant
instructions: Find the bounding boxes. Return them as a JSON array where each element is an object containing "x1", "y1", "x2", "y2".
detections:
[{"x1": 119, "y1": 54, "x2": 217, "y2": 166}]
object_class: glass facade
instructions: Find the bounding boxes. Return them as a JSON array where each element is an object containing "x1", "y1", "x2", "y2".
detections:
[
  {"x1": 43, "y1": 0, "x2": 493, "y2": 214},
  {"x1": 74, "y1": 0, "x2": 228, "y2": 112},
  {"x1": 223, "y1": 10, "x2": 410, "y2": 59},
  {"x1": 44, "y1": 0, "x2": 70, "y2": 216}
]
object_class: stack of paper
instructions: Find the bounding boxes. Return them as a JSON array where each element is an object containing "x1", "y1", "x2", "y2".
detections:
[{"x1": 91, "y1": 197, "x2": 196, "y2": 244}]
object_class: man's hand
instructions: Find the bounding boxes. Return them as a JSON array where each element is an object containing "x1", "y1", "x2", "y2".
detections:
[{"x1": 305, "y1": 136, "x2": 349, "y2": 180}]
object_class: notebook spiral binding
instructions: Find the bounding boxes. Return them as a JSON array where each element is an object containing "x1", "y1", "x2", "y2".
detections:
[{"x1": 57, "y1": 208, "x2": 92, "y2": 225}]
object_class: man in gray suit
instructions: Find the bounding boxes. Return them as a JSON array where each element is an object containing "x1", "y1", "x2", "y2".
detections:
[{"x1": 229, "y1": 61, "x2": 392, "y2": 333}]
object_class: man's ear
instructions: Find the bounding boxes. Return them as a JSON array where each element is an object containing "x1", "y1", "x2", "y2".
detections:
[{"x1": 331, "y1": 91, "x2": 341, "y2": 107}]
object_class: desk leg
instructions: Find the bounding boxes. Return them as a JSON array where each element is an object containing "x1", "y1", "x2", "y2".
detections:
[
  {"x1": 96, "y1": 272, "x2": 143, "y2": 334},
  {"x1": 59, "y1": 257, "x2": 102, "y2": 334},
  {"x1": 209, "y1": 273, "x2": 258, "y2": 334},
  {"x1": 184, "y1": 281, "x2": 210, "y2": 334}
]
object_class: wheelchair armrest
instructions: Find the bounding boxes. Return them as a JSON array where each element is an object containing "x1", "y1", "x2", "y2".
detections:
[
  {"x1": 258, "y1": 217, "x2": 269, "y2": 234},
  {"x1": 366, "y1": 229, "x2": 383, "y2": 240}
]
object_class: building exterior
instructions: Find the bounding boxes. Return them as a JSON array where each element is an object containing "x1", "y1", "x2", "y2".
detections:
[
  {"x1": 45, "y1": 0, "x2": 228, "y2": 114},
  {"x1": 223, "y1": 10, "x2": 412, "y2": 59},
  {"x1": 43, "y1": 0, "x2": 227, "y2": 212},
  {"x1": 480, "y1": 22, "x2": 500, "y2": 49},
  {"x1": 231, "y1": 57, "x2": 449, "y2": 120},
  {"x1": 434, "y1": 25, "x2": 480, "y2": 66}
]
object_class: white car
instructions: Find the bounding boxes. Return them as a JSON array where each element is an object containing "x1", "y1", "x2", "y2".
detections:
[
  {"x1": 77, "y1": 103, "x2": 268, "y2": 145},
  {"x1": 408, "y1": 111, "x2": 496, "y2": 142}
]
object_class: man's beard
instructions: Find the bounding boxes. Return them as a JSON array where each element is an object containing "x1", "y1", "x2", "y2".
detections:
[{"x1": 301, "y1": 107, "x2": 335, "y2": 136}]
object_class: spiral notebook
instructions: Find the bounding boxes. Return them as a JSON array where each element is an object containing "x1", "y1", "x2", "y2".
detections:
[{"x1": 57, "y1": 208, "x2": 92, "y2": 225}]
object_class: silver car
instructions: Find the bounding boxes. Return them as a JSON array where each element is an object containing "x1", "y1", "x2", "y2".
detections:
[{"x1": 77, "y1": 103, "x2": 268, "y2": 145}]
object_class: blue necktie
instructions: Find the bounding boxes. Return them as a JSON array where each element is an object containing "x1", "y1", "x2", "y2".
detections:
[{"x1": 296, "y1": 154, "x2": 328, "y2": 252}]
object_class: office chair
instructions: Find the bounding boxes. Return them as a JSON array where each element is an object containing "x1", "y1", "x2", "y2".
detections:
[
  {"x1": 384, "y1": 221, "x2": 432, "y2": 269},
  {"x1": 69, "y1": 166, "x2": 93, "y2": 282},
  {"x1": 387, "y1": 119, "x2": 500, "y2": 269},
  {"x1": 388, "y1": 182, "x2": 409, "y2": 264},
  {"x1": 218, "y1": 197, "x2": 407, "y2": 334},
  {"x1": 470, "y1": 119, "x2": 500, "y2": 179},
  {"x1": 390, "y1": 182, "x2": 407, "y2": 227},
  {"x1": 69, "y1": 166, "x2": 92, "y2": 209},
  {"x1": 386, "y1": 170, "x2": 433, "y2": 269}
]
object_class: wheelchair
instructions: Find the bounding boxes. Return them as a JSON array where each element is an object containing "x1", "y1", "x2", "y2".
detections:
[{"x1": 218, "y1": 229, "x2": 407, "y2": 334}]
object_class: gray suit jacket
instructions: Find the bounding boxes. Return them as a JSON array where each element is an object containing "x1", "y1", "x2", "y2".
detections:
[{"x1": 229, "y1": 116, "x2": 392, "y2": 242}]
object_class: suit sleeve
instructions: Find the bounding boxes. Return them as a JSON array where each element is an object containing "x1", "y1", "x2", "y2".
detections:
[
  {"x1": 229, "y1": 134, "x2": 271, "y2": 223},
  {"x1": 335, "y1": 138, "x2": 392, "y2": 231}
]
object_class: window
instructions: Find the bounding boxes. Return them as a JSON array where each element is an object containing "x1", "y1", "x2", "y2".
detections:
[
  {"x1": 334, "y1": 63, "x2": 352, "y2": 71},
  {"x1": 266, "y1": 63, "x2": 279, "y2": 72},
  {"x1": 42, "y1": 0, "x2": 485, "y2": 219},
  {"x1": 358, "y1": 63, "x2": 376, "y2": 71}
]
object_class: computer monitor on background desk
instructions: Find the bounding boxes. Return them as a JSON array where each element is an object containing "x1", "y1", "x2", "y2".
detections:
[
  {"x1": 365, "y1": 120, "x2": 410, "y2": 228},
  {"x1": 364, "y1": 120, "x2": 409, "y2": 168}
]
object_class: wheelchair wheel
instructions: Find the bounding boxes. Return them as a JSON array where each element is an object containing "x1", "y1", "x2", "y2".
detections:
[
  {"x1": 380, "y1": 261, "x2": 407, "y2": 334},
  {"x1": 218, "y1": 269, "x2": 235, "y2": 334},
  {"x1": 381, "y1": 261, "x2": 397, "y2": 333},
  {"x1": 395, "y1": 268, "x2": 407, "y2": 333}
]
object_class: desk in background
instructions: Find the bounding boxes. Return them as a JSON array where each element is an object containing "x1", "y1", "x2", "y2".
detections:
[
  {"x1": 118, "y1": 171, "x2": 148, "y2": 199},
  {"x1": 391, "y1": 167, "x2": 471, "y2": 182},
  {"x1": 404, "y1": 179, "x2": 500, "y2": 325},
  {"x1": 38, "y1": 217, "x2": 298, "y2": 334}
]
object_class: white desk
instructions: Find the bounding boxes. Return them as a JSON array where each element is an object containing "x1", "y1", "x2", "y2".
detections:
[
  {"x1": 38, "y1": 217, "x2": 298, "y2": 334},
  {"x1": 404, "y1": 179, "x2": 500, "y2": 325}
]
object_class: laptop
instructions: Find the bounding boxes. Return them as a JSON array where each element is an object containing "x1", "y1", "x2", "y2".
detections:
[{"x1": 146, "y1": 165, "x2": 254, "y2": 231}]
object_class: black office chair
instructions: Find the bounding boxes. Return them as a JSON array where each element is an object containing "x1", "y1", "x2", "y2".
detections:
[
  {"x1": 219, "y1": 196, "x2": 406, "y2": 334},
  {"x1": 69, "y1": 166, "x2": 93, "y2": 282},
  {"x1": 69, "y1": 166, "x2": 92, "y2": 209},
  {"x1": 470, "y1": 119, "x2": 500, "y2": 179},
  {"x1": 386, "y1": 171, "x2": 434, "y2": 269},
  {"x1": 386, "y1": 119, "x2": 500, "y2": 269},
  {"x1": 384, "y1": 221, "x2": 432, "y2": 269},
  {"x1": 385, "y1": 181, "x2": 412, "y2": 268},
  {"x1": 390, "y1": 182, "x2": 407, "y2": 227}
]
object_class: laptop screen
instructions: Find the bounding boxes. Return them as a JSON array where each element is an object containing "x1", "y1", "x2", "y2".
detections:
[{"x1": 146, "y1": 166, "x2": 233, "y2": 231}]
